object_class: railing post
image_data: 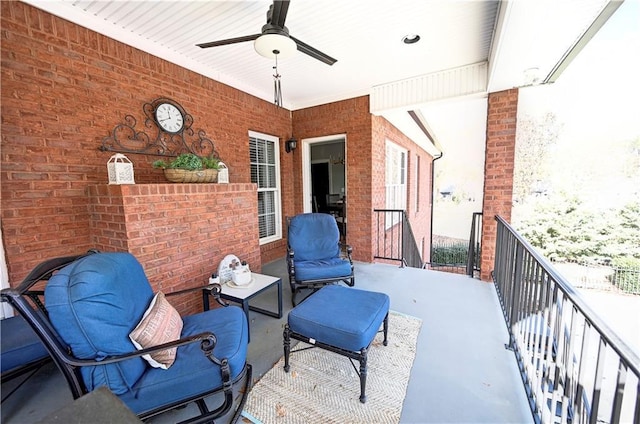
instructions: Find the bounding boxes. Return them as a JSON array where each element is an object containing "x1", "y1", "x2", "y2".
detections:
[
  {"x1": 508, "y1": 243, "x2": 524, "y2": 350},
  {"x1": 467, "y1": 213, "x2": 480, "y2": 277}
]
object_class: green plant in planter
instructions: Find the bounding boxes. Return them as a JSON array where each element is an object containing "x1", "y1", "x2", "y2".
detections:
[{"x1": 153, "y1": 153, "x2": 220, "y2": 170}]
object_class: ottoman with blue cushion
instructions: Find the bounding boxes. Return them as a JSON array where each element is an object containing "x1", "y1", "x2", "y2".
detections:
[{"x1": 283, "y1": 285, "x2": 390, "y2": 403}]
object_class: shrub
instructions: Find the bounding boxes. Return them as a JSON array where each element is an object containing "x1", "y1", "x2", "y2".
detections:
[
  {"x1": 609, "y1": 257, "x2": 640, "y2": 294},
  {"x1": 432, "y1": 242, "x2": 468, "y2": 266}
]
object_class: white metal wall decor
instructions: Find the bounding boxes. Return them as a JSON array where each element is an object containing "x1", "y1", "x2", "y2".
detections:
[
  {"x1": 217, "y1": 162, "x2": 229, "y2": 184},
  {"x1": 107, "y1": 153, "x2": 135, "y2": 184}
]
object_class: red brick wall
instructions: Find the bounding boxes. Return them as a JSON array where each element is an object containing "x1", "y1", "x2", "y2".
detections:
[
  {"x1": 1, "y1": 1, "x2": 434, "y2": 289},
  {"x1": 292, "y1": 98, "x2": 433, "y2": 263},
  {"x1": 292, "y1": 97, "x2": 374, "y2": 261},
  {"x1": 480, "y1": 89, "x2": 518, "y2": 281},
  {"x1": 0, "y1": 1, "x2": 292, "y2": 284},
  {"x1": 372, "y1": 115, "x2": 433, "y2": 264},
  {"x1": 87, "y1": 183, "x2": 259, "y2": 315}
]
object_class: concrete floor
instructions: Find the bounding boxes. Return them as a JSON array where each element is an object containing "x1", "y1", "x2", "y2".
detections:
[{"x1": 1, "y1": 259, "x2": 533, "y2": 423}]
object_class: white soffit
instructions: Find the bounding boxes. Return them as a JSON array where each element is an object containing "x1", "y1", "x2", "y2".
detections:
[
  {"x1": 370, "y1": 62, "x2": 488, "y2": 115},
  {"x1": 382, "y1": 109, "x2": 442, "y2": 157},
  {"x1": 488, "y1": 0, "x2": 619, "y2": 92}
]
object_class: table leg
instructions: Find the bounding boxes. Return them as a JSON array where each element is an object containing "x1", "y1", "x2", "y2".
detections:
[
  {"x1": 242, "y1": 299, "x2": 251, "y2": 343},
  {"x1": 277, "y1": 279, "x2": 282, "y2": 318}
]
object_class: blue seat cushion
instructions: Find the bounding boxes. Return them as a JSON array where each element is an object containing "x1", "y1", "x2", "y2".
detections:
[
  {"x1": 289, "y1": 213, "x2": 340, "y2": 261},
  {"x1": 293, "y1": 257, "x2": 352, "y2": 281},
  {"x1": 45, "y1": 252, "x2": 153, "y2": 394},
  {"x1": 288, "y1": 285, "x2": 390, "y2": 352},
  {"x1": 1, "y1": 314, "x2": 49, "y2": 374},
  {"x1": 119, "y1": 306, "x2": 248, "y2": 414}
]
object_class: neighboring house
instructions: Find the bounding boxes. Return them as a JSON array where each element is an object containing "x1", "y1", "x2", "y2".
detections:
[{"x1": 0, "y1": 1, "x2": 619, "y2": 315}]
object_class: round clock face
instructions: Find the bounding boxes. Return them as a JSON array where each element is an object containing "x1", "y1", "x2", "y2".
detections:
[{"x1": 155, "y1": 103, "x2": 184, "y2": 133}]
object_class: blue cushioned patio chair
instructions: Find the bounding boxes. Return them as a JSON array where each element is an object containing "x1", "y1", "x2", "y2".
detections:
[
  {"x1": 0, "y1": 250, "x2": 251, "y2": 424},
  {"x1": 286, "y1": 213, "x2": 355, "y2": 306}
]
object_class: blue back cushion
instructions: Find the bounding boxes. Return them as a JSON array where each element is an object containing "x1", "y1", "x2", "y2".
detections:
[
  {"x1": 45, "y1": 252, "x2": 153, "y2": 394},
  {"x1": 288, "y1": 213, "x2": 340, "y2": 261}
]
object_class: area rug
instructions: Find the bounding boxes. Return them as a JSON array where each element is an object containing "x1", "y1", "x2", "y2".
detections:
[{"x1": 241, "y1": 311, "x2": 422, "y2": 424}]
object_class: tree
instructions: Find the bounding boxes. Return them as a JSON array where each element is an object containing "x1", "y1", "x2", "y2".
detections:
[{"x1": 513, "y1": 113, "x2": 562, "y2": 203}]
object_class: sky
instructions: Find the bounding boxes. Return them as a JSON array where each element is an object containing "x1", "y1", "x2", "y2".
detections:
[
  {"x1": 519, "y1": 0, "x2": 640, "y2": 145},
  {"x1": 433, "y1": 0, "x2": 639, "y2": 239},
  {"x1": 518, "y1": 0, "x2": 640, "y2": 209}
]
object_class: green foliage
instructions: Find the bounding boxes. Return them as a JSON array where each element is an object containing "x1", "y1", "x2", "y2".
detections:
[
  {"x1": 609, "y1": 257, "x2": 640, "y2": 294},
  {"x1": 513, "y1": 113, "x2": 562, "y2": 203},
  {"x1": 431, "y1": 242, "x2": 468, "y2": 265},
  {"x1": 152, "y1": 153, "x2": 219, "y2": 170},
  {"x1": 516, "y1": 197, "x2": 640, "y2": 262}
]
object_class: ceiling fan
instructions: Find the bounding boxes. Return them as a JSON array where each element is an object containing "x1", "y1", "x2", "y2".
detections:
[{"x1": 196, "y1": 0, "x2": 337, "y2": 65}]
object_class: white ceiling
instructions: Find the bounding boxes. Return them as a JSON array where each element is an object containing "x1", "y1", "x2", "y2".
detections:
[{"x1": 23, "y1": 0, "x2": 620, "y2": 154}]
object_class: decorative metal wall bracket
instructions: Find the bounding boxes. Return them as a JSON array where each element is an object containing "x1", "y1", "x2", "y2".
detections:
[{"x1": 99, "y1": 98, "x2": 219, "y2": 158}]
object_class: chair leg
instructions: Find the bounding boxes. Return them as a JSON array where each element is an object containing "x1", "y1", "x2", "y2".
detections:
[
  {"x1": 358, "y1": 347, "x2": 368, "y2": 403},
  {"x1": 283, "y1": 324, "x2": 291, "y2": 372},
  {"x1": 383, "y1": 313, "x2": 389, "y2": 346}
]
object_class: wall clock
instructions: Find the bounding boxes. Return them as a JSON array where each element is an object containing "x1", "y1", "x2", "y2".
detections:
[
  {"x1": 100, "y1": 97, "x2": 219, "y2": 160},
  {"x1": 155, "y1": 101, "x2": 184, "y2": 134}
]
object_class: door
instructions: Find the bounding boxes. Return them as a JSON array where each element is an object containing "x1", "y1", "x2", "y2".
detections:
[
  {"x1": 311, "y1": 162, "x2": 330, "y2": 213},
  {"x1": 302, "y1": 134, "x2": 347, "y2": 214}
]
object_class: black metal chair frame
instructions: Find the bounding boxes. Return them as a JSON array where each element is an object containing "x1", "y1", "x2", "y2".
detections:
[
  {"x1": 283, "y1": 314, "x2": 389, "y2": 403},
  {"x1": 1, "y1": 352, "x2": 51, "y2": 403},
  {"x1": 286, "y1": 216, "x2": 355, "y2": 306},
  {"x1": 0, "y1": 250, "x2": 252, "y2": 424}
]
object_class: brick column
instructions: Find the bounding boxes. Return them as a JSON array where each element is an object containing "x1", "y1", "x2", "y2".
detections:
[{"x1": 480, "y1": 89, "x2": 518, "y2": 281}]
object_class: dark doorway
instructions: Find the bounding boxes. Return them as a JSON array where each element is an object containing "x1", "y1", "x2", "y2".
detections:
[{"x1": 311, "y1": 162, "x2": 330, "y2": 213}]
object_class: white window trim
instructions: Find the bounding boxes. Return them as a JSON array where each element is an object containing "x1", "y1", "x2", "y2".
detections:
[
  {"x1": 249, "y1": 130, "x2": 282, "y2": 245},
  {"x1": 385, "y1": 140, "x2": 407, "y2": 210},
  {"x1": 385, "y1": 140, "x2": 408, "y2": 228}
]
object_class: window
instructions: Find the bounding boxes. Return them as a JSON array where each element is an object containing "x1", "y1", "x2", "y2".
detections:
[
  {"x1": 415, "y1": 154, "x2": 420, "y2": 213},
  {"x1": 249, "y1": 131, "x2": 282, "y2": 244},
  {"x1": 385, "y1": 140, "x2": 407, "y2": 227},
  {"x1": 385, "y1": 140, "x2": 407, "y2": 211}
]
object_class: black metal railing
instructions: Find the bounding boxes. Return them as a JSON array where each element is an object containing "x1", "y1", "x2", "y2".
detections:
[
  {"x1": 466, "y1": 212, "x2": 482, "y2": 277},
  {"x1": 493, "y1": 215, "x2": 640, "y2": 424},
  {"x1": 429, "y1": 212, "x2": 482, "y2": 277},
  {"x1": 373, "y1": 209, "x2": 424, "y2": 268}
]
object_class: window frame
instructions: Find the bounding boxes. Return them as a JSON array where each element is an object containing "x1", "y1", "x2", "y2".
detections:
[
  {"x1": 249, "y1": 130, "x2": 282, "y2": 245},
  {"x1": 385, "y1": 140, "x2": 408, "y2": 228}
]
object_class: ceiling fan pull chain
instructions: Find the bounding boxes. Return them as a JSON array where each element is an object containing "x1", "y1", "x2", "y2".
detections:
[{"x1": 273, "y1": 54, "x2": 283, "y2": 107}]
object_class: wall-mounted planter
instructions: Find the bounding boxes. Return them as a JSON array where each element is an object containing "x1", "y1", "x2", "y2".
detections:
[{"x1": 163, "y1": 168, "x2": 218, "y2": 183}]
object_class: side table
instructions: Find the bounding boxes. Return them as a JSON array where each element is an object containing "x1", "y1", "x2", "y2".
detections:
[{"x1": 202, "y1": 273, "x2": 282, "y2": 342}]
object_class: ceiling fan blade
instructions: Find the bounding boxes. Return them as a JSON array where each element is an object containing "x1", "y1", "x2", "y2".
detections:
[
  {"x1": 196, "y1": 34, "x2": 261, "y2": 49},
  {"x1": 269, "y1": 0, "x2": 290, "y2": 28},
  {"x1": 290, "y1": 36, "x2": 337, "y2": 66}
]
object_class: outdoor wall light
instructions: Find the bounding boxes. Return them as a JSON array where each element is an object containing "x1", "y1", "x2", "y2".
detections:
[{"x1": 285, "y1": 137, "x2": 297, "y2": 153}]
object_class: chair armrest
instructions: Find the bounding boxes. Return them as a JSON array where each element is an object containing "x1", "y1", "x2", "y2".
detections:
[
  {"x1": 165, "y1": 284, "x2": 218, "y2": 297},
  {"x1": 57, "y1": 332, "x2": 217, "y2": 367},
  {"x1": 166, "y1": 283, "x2": 228, "y2": 308},
  {"x1": 286, "y1": 249, "x2": 296, "y2": 276},
  {"x1": 339, "y1": 244, "x2": 353, "y2": 262},
  {"x1": 201, "y1": 284, "x2": 228, "y2": 307}
]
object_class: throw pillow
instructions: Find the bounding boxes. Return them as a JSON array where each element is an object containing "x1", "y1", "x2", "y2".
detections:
[{"x1": 129, "y1": 291, "x2": 183, "y2": 369}]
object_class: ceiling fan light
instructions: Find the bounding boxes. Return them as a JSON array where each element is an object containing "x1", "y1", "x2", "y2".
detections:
[
  {"x1": 402, "y1": 34, "x2": 421, "y2": 44},
  {"x1": 254, "y1": 34, "x2": 297, "y2": 59}
]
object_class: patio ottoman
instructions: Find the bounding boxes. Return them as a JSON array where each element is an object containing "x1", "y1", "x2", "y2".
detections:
[{"x1": 283, "y1": 285, "x2": 390, "y2": 403}]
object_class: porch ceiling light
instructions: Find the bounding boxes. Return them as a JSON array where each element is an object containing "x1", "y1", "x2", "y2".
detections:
[{"x1": 254, "y1": 34, "x2": 297, "y2": 59}]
